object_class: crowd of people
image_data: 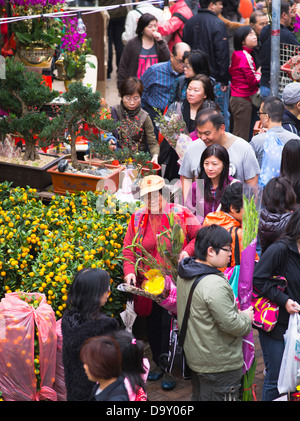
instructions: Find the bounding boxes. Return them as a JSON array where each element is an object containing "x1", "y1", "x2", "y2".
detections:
[{"x1": 60, "y1": 0, "x2": 300, "y2": 402}]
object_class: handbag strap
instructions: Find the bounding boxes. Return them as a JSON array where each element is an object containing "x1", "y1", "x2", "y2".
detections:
[{"x1": 178, "y1": 274, "x2": 206, "y2": 347}]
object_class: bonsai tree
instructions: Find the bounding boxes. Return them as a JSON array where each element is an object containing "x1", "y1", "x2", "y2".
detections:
[
  {"x1": 0, "y1": 57, "x2": 60, "y2": 161},
  {"x1": 40, "y1": 81, "x2": 119, "y2": 169}
]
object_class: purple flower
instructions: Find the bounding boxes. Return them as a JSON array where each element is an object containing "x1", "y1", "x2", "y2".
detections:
[{"x1": 295, "y1": 14, "x2": 300, "y2": 32}]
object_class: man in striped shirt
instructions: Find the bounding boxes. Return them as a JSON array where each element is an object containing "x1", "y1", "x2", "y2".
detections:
[{"x1": 141, "y1": 41, "x2": 191, "y2": 134}]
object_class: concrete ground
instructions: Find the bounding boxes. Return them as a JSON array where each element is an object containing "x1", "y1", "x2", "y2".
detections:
[{"x1": 144, "y1": 328, "x2": 264, "y2": 402}]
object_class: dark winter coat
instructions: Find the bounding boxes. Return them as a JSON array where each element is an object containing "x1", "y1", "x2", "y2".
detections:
[
  {"x1": 253, "y1": 239, "x2": 300, "y2": 341},
  {"x1": 182, "y1": 9, "x2": 230, "y2": 85},
  {"x1": 62, "y1": 310, "x2": 119, "y2": 401},
  {"x1": 259, "y1": 24, "x2": 299, "y2": 89},
  {"x1": 282, "y1": 107, "x2": 300, "y2": 137},
  {"x1": 258, "y1": 209, "x2": 293, "y2": 254},
  {"x1": 90, "y1": 376, "x2": 129, "y2": 401}
]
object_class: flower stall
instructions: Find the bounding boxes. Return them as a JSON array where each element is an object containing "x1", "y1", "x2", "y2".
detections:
[{"x1": 0, "y1": 182, "x2": 141, "y2": 400}]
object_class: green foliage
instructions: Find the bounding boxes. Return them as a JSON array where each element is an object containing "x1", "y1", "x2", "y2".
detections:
[
  {"x1": 14, "y1": 16, "x2": 62, "y2": 49},
  {"x1": 40, "y1": 81, "x2": 118, "y2": 167},
  {"x1": 63, "y1": 38, "x2": 95, "y2": 81},
  {"x1": 0, "y1": 58, "x2": 60, "y2": 159}
]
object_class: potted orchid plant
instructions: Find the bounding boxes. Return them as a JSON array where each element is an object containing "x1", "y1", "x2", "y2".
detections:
[{"x1": 60, "y1": 15, "x2": 95, "y2": 88}]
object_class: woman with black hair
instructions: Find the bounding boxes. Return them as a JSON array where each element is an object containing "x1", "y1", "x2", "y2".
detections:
[
  {"x1": 280, "y1": 138, "x2": 300, "y2": 192},
  {"x1": 117, "y1": 13, "x2": 170, "y2": 90},
  {"x1": 62, "y1": 268, "x2": 119, "y2": 401},
  {"x1": 169, "y1": 49, "x2": 213, "y2": 104},
  {"x1": 229, "y1": 25, "x2": 261, "y2": 141},
  {"x1": 113, "y1": 330, "x2": 149, "y2": 401},
  {"x1": 253, "y1": 206, "x2": 300, "y2": 401},
  {"x1": 258, "y1": 176, "x2": 296, "y2": 255},
  {"x1": 185, "y1": 144, "x2": 239, "y2": 223}
]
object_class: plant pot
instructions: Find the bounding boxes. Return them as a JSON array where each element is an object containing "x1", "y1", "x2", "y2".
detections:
[
  {"x1": 17, "y1": 43, "x2": 55, "y2": 65},
  {"x1": 64, "y1": 79, "x2": 82, "y2": 92},
  {"x1": 0, "y1": 153, "x2": 63, "y2": 191},
  {"x1": 48, "y1": 160, "x2": 125, "y2": 195}
]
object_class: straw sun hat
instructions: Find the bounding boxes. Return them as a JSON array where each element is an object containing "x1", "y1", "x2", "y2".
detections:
[{"x1": 139, "y1": 175, "x2": 165, "y2": 197}]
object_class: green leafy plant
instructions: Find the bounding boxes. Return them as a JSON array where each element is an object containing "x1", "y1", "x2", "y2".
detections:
[
  {"x1": 0, "y1": 58, "x2": 59, "y2": 161},
  {"x1": 40, "y1": 81, "x2": 118, "y2": 169}
]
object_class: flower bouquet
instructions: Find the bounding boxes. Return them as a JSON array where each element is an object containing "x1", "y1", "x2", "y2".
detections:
[
  {"x1": 118, "y1": 212, "x2": 183, "y2": 314},
  {"x1": 239, "y1": 184, "x2": 262, "y2": 400},
  {"x1": 154, "y1": 106, "x2": 192, "y2": 164}
]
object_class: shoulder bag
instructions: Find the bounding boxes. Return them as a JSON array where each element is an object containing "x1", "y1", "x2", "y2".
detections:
[
  {"x1": 158, "y1": 274, "x2": 205, "y2": 380},
  {"x1": 251, "y1": 276, "x2": 287, "y2": 332}
]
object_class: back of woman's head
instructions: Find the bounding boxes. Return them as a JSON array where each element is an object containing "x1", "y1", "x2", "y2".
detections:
[
  {"x1": 233, "y1": 25, "x2": 253, "y2": 50},
  {"x1": 136, "y1": 13, "x2": 157, "y2": 37},
  {"x1": 80, "y1": 335, "x2": 122, "y2": 380},
  {"x1": 283, "y1": 204, "x2": 300, "y2": 241},
  {"x1": 262, "y1": 176, "x2": 296, "y2": 213},
  {"x1": 66, "y1": 268, "x2": 111, "y2": 319},
  {"x1": 185, "y1": 49, "x2": 211, "y2": 76},
  {"x1": 280, "y1": 139, "x2": 300, "y2": 187},
  {"x1": 113, "y1": 330, "x2": 146, "y2": 392}
]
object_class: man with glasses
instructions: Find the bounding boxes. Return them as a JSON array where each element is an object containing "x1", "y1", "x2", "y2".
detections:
[
  {"x1": 177, "y1": 224, "x2": 253, "y2": 401},
  {"x1": 249, "y1": 96, "x2": 300, "y2": 167},
  {"x1": 141, "y1": 41, "x2": 191, "y2": 131}
]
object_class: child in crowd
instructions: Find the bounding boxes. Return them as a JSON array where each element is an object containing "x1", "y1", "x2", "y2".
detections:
[{"x1": 113, "y1": 330, "x2": 150, "y2": 401}]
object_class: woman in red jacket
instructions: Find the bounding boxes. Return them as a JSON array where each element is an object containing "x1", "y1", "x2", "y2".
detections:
[
  {"x1": 122, "y1": 175, "x2": 201, "y2": 390},
  {"x1": 229, "y1": 25, "x2": 261, "y2": 141}
]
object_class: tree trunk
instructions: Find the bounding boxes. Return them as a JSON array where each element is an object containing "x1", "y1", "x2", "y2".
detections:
[
  {"x1": 70, "y1": 132, "x2": 78, "y2": 169},
  {"x1": 22, "y1": 141, "x2": 40, "y2": 161}
]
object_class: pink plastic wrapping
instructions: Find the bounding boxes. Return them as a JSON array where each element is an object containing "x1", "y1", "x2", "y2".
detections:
[
  {"x1": 52, "y1": 318, "x2": 67, "y2": 401},
  {"x1": 0, "y1": 292, "x2": 57, "y2": 401},
  {"x1": 159, "y1": 276, "x2": 177, "y2": 316}
]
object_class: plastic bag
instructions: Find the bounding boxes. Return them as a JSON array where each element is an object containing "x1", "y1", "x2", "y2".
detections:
[
  {"x1": 258, "y1": 132, "x2": 283, "y2": 188},
  {"x1": 0, "y1": 292, "x2": 57, "y2": 401},
  {"x1": 52, "y1": 319, "x2": 67, "y2": 401},
  {"x1": 175, "y1": 133, "x2": 192, "y2": 165},
  {"x1": 278, "y1": 313, "x2": 300, "y2": 394}
]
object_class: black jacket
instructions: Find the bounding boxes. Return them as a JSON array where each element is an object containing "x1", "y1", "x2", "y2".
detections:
[
  {"x1": 258, "y1": 209, "x2": 292, "y2": 254},
  {"x1": 182, "y1": 9, "x2": 230, "y2": 84},
  {"x1": 282, "y1": 107, "x2": 300, "y2": 137},
  {"x1": 259, "y1": 24, "x2": 299, "y2": 88},
  {"x1": 253, "y1": 239, "x2": 300, "y2": 340},
  {"x1": 62, "y1": 310, "x2": 119, "y2": 401},
  {"x1": 90, "y1": 377, "x2": 129, "y2": 401}
]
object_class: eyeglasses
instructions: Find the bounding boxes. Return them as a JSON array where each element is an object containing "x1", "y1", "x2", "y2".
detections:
[
  {"x1": 183, "y1": 64, "x2": 192, "y2": 69},
  {"x1": 173, "y1": 56, "x2": 184, "y2": 65},
  {"x1": 220, "y1": 247, "x2": 231, "y2": 253},
  {"x1": 123, "y1": 96, "x2": 140, "y2": 103},
  {"x1": 257, "y1": 111, "x2": 268, "y2": 116}
]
